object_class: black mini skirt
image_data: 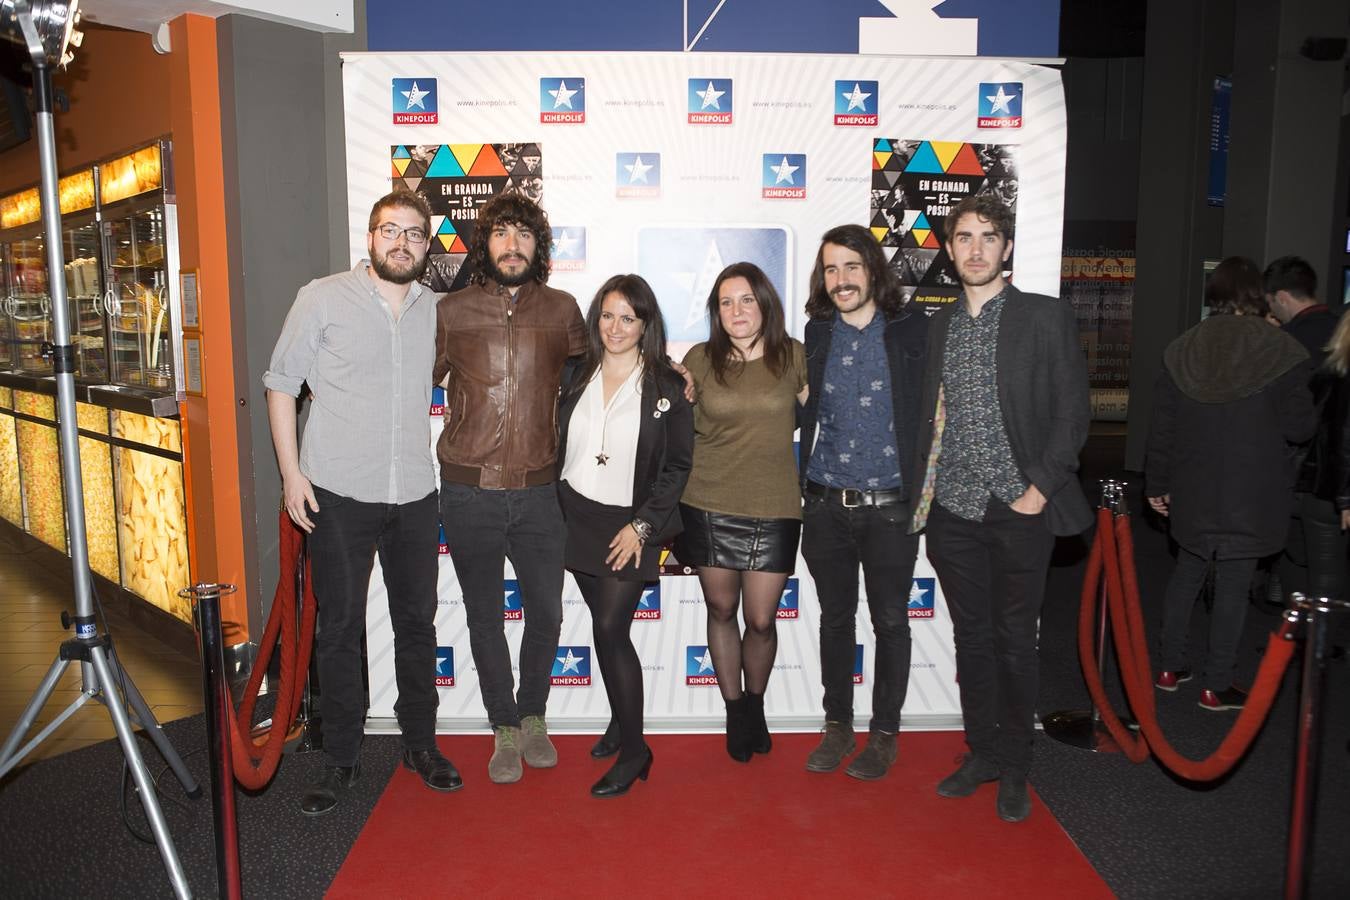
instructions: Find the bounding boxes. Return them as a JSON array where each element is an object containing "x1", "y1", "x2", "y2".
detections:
[
  {"x1": 673, "y1": 503, "x2": 800, "y2": 574},
  {"x1": 559, "y1": 481, "x2": 660, "y2": 582}
]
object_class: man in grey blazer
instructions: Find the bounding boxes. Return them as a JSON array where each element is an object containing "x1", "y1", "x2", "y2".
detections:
[{"x1": 910, "y1": 195, "x2": 1091, "y2": 822}]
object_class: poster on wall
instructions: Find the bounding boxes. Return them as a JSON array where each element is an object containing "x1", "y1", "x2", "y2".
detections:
[
  {"x1": 871, "y1": 138, "x2": 1018, "y2": 315},
  {"x1": 345, "y1": 50, "x2": 1068, "y2": 732},
  {"x1": 1062, "y1": 221, "x2": 1135, "y2": 421}
]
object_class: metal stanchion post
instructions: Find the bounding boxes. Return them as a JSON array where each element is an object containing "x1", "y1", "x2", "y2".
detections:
[
  {"x1": 1043, "y1": 479, "x2": 1138, "y2": 751},
  {"x1": 1283, "y1": 593, "x2": 1350, "y2": 900},
  {"x1": 181, "y1": 583, "x2": 242, "y2": 900}
]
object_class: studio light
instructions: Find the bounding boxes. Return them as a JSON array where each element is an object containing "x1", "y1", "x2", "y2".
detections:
[{"x1": 0, "y1": 0, "x2": 83, "y2": 67}]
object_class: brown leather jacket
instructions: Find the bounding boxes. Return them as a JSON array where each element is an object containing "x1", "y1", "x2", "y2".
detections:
[{"x1": 433, "y1": 278, "x2": 587, "y2": 489}]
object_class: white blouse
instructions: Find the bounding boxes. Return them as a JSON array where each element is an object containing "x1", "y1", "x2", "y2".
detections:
[{"x1": 560, "y1": 363, "x2": 644, "y2": 507}]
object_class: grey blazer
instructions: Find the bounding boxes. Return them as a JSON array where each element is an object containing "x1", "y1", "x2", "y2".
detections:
[{"x1": 912, "y1": 285, "x2": 1093, "y2": 536}]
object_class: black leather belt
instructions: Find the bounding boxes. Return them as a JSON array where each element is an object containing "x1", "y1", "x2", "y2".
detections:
[{"x1": 804, "y1": 481, "x2": 903, "y2": 508}]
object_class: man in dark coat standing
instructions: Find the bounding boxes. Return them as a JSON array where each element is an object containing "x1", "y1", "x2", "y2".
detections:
[
  {"x1": 910, "y1": 195, "x2": 1091, "y2": 823},
  {"x1": 1146, "y1": 256, "x2": 1315, "y2": 711}
]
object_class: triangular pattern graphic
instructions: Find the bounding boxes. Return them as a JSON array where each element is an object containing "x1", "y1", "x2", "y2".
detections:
[
  {"x1": 438, "y1": 235, "x2": 455, "y2": 252},
  {"x1": 912, "y1": 228, "x2": 931, "y2": 247},
  {"x1": 884, "y1": 170, "x2": 901, "y2": 188},
  {"x1": 449, "y1": 144, "x2": 483, "y2": 174},
  {"x1": 436, "y1": 216, "x2": 457, "y2": 236},
  {"x1": 871, "y1": 226, "x2": 889, "y2": 243},
  {"x1": 903, "y1": 142, "x2": 944, "y2": 174},
  {"x1": 403, "y1": 177, "x2": 421, "y2": 193},
  {"x1": 902, "y1": 210, "x2": 922, "y2": 230},
  {"x1": 882, "y1": 246, "x2": 898, "y2": 262},
  {"x1": 392, "y1": 145, "x2": 411, "y2": 159},
  {"x1": 449, "y1": 235, "x2": 468, "y2": 253},
  {"x1": 468, "y1": 146, "x2": 509, "y2": 177},
  {"x1": 426, "y1": 146, "x2": 466, "y2": 178},
  {"x1": 947, "y1": 143, "x2": 986, "y2": 176},
  {"x1": 930, "y1": 141, "x2": 963, "y2": 172},
  {"x1": 393, "y1": 158, "x2": 412, "y2": 176},
  {"x1": 915, "y1": 212, "x2": 931, "y2": 231},
  {"x1": 403, "y1": 158, "x2": 427, "y2": 178},
  {"x1": 922, "y1": 231, "x2": 941, "y2": 249},
  {"x1": 873, "y1": 151, "x2": 891, "y2": 170}
]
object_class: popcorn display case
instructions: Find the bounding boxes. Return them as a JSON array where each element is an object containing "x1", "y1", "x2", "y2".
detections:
[{"x1": 0, "y1": 140, "x2": 191, "y2": 624}]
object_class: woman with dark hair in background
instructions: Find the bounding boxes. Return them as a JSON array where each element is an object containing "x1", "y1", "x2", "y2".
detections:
[
  {"x1": 1145, "y1": 256, "x2": 1315, "y2": 711},
  {"x1": 557, "y1": 274, "x2": 693, "y2": 797},
  {"x1": 676, "y1": 262, "x2": 808, "y2": 761}
]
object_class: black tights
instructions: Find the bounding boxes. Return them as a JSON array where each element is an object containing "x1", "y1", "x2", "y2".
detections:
[
  {"x1": 697, "y1": 566, "x2": 788, "y2": 701},
  {"x1": 573, "y1": 571, "x2": 647, "y2": 761}
]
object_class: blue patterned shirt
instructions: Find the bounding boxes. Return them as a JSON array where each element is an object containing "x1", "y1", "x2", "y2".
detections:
[{"x1": 805, "y1": 310, "x2": 901, "y2": 490}]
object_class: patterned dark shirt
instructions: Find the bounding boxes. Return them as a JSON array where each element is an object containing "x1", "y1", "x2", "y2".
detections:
[
  {"x1": 935, "y1": 290, "x2": 1026, "y2": 520},
  {"x1": 805, "y1": 310, "x2": 900, "y2": 490}
]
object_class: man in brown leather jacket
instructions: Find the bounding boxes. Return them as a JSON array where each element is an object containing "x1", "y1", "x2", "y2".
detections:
[{"x1": 434, "y1": 193, "x2": 587, "y2": 784}]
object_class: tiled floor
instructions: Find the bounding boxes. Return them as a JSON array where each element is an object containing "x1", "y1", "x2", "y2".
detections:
[{"x1": 0, "y1": 527, "x2": 202, "y2": 768}]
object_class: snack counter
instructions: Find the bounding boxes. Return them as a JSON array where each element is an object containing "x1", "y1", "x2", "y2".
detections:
[{"x1": 0, "y1": 140, "x2": 192, "y2": 624}]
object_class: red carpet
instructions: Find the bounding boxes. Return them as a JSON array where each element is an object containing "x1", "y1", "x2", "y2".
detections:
[{"x1": 329, "y1": 732, "x2": 1111, "y2": 899}]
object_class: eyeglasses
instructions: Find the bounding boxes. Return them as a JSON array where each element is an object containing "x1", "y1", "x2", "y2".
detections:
[{"x1": 372, "y1": 222, "x2": 428, "y2": 244}]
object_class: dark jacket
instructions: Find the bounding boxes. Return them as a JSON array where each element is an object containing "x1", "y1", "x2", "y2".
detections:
[
  {"x1": 556, "y1": 365, "x2": 694, "y2": 543},
  {"x1": 1145, "y1": 314, "x2": 1316, "y2": 559},
  {"x1": 1282, "y1": 305, "x2": 1338, "y2": 362},
  {"x1": 912, "y1": 286, "x2": 1093, "y2": 536},
  {"x1": 798, "y1": 306, "x2": 927, "y2": 515},
  {"x1": 434, "y1": 278, "x2": 588, "y2": 489},
  {"x1": 1306, "y1": 372, "x2": 1350, "y2": 511}
]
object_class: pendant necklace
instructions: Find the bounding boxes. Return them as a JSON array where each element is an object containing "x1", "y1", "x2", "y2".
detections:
[{"x1": 596, "y1": 359, "x2": 640, "y2": 466}]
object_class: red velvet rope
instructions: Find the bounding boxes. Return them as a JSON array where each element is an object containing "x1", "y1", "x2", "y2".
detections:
[
  {"x1": 1077, "y1": 507, "x2": 1298, "y2": 781},
  {"x1": 224, "y1": 511, "x2": 317, "y2": 790}
]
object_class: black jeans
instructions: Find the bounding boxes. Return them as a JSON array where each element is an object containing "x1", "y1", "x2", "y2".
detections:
[
  {"x1": 926, "y1": 499, "x2": 1054, "y2": 777},
  {"x1": 307, "y1": 486, "x2": 440, "y2": 767},
  {"x1": 1159, "y1": 547, "x2": 1259, "y2": 690},
  {"x1": 439, "y1": 481, "x2": 566, "y2": 729},
  {"x1": 1278, "y1": 492, "x2": 1348, "y2": 601},
  {"x1": 801, "y1": 491, "x2": 919, "y2": 733}
]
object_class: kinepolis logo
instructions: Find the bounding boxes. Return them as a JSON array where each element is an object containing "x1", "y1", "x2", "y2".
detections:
[
  {"x1": 435, "y1": 647, "x2": 455, "y2": 686},
  {"x1": 853, "y1": 645, "x2": 865, "y2": 685},
  {"x1": 688, "y1": 78, "x2": 733, "y2": 124},
  {"x1": 503, "y1": 579, "x2": 523, "y2": 620},
  {"x1": 776, "y1": 578, "x2": 800, "y2": 619},
  {"x1": 686, "y1": 646, "x2": 718, "y2": 685},
  {"x1": 540, "y1": 77, "x2": 585, "y2": 123},
  {"x1": 430, "y1": 385, "x2": 445, "y2": 416},
  {"x1": 551, "y1": 226, "x2": 586, "y2": 272},
  {"x1": 908, "y1": 577, "x2": 936, "y2": 618},
  {"x1": 616, "y1": 152, "x2": 661, "y2": 198},
  {"x1": 551, "y1": 646, "x2": 592, "y2": 685},
  {"x1": 437, "y1": 521, "x2": 449, "y2": 556},
  {"x1": 392, "y1": 78, "x2": 438, "y2": 124},
  {"x1": 762, "y1": 154, "x2": 806, "y2": 199},
  {"x1": 978, "y1": 82, "x2": 1023, "y2": 129},
  {"x1": 634, "y1": 584, "x2": 661, "y2": 620},
  {"x1": 834, "y1": 80, "x2": 878, "y2": 126}
]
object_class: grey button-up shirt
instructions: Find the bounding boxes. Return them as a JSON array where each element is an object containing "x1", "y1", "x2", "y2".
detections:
[
  {"x1": 936, "y1": 290, "x2": 1027, "y2": 520},
  {"x1": 263, "y1": 261, "x2": 438, "y2": 505}
]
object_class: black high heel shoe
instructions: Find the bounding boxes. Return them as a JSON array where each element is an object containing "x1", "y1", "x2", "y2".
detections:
[
  {"x1": 590, "y1": 747, "x2": 654, "y2": 798},
  {"x1": 591, "y1": 720, "x2": 621, "y2": 759}
]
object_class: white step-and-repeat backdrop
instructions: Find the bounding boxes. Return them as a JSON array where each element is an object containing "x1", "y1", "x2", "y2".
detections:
[{"x1": 342, "y1": 51, "x2": 1066, "y2": 732}]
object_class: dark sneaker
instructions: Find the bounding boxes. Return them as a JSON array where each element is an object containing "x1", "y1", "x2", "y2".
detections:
[
  {"x1": 936, "y1": 754, "x2": 1000, "y2": 798},
  {"x1": 1155, "y1": 669, "x2": 1193, "y2": 692},
  {"x1": 1199, "y1": 686, "x2": 1247, "y2": 711},
  {"x1": 805, "y1": 722, "x2": 857, "y2": 773},
  {"x1": 402, "y1": 747, "x2": 463, "y2": 792},
  {"x1": 300, "y1": 763, "x2": 360, "y2": 816},
  {"x1": 845, "y1": 731, "x2": 898, "y2": 781},
  {"x1": 996, "y1": 775, "x2": 1031, "y2": 822}
]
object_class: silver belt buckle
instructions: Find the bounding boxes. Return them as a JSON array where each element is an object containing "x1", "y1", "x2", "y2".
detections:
[{"x1": 840, "y1": 488, "x2": 861, "y2": 508}]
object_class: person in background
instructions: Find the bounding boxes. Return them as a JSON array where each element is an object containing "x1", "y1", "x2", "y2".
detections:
[
  {"x1": 1146, "y1": 256, "x2": 1315, "y2": 712},
  {"x1": 556, "y1": 273, "x2": 693, "y2": 797},
  {"x1": 676, "y1": 262, "x2": 808, "y2": 763}
]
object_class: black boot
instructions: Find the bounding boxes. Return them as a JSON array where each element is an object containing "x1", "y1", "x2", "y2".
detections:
[
  {"x1": 725, "y1": 696, "x2": 752, "y2": 762},
  {"x1": 744, "y1": 691, "x2": 772, "y2": 754}
]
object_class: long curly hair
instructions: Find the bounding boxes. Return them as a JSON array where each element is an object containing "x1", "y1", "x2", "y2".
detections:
[
  {"x1": 704, "y1": 262, "x2": 791, "y2": 386},
  {"x1": 466, "y1": 193, "x2": 553, "y2": 286},
  {"x1": 805, "y1": 224, "x2": 906, "y2": 321}
]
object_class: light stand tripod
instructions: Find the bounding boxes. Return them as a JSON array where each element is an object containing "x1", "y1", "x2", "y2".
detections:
[{"x1": 0, "y1": 4, "x2": 196, "y2": 898}]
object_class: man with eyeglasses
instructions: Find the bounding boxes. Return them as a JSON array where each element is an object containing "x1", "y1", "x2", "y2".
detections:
[{"x1": 265, "y1": 190, "x2": 462, "y2": 816}]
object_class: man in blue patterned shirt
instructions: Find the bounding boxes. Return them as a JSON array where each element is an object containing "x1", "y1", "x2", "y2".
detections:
[{"x1": 797, "y1": 225, "x2": 927, "y2": 780}]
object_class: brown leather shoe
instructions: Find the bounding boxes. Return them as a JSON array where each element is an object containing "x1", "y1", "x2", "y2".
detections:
[
  {"x1": 845, "y1": 730, "x2": 897, "y2": 781},
  {"x1": 805, "y1": 722, "x2": 857, "y2": 773}
]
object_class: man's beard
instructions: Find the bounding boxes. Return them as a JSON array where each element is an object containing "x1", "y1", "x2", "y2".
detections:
[
  {"x1": 486, "y1": 252, "x2": 538, "y2": 287},
  {"x1": 371, "y1": 246, "x2": 427, "y2": 285},
  {"x1": 955, "y1": 260, "x2": 1002, "y2": 290}
]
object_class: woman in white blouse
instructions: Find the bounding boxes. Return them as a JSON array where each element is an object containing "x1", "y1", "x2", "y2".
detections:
[{"x1": 556, "y1": 273, "x2": 694, "y2": 797}]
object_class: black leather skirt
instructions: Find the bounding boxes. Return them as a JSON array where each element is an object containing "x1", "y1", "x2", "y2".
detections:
[{"x1": 673, "y1": 503, "x2": 800, "y2": 573}]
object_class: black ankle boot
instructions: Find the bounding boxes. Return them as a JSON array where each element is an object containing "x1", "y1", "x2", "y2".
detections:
[
  {"x1": 725, "y1": 696, "x2": 752, "y2": 762},
  {"x1": 590, "y1": 747, "x2": 654, "y2": 798},
  {"x1": 744, "y1": 691, "x2": 772, "y2": 754}
]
